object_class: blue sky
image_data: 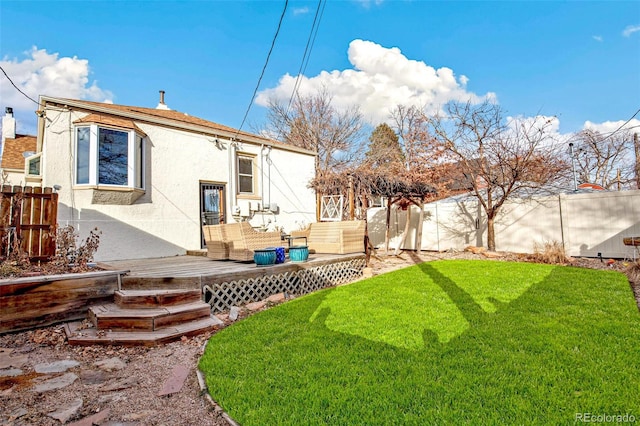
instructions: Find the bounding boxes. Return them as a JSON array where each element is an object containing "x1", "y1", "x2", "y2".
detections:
[{"x1": 1, "y1": 0, "x2": 639, "y2": 138}]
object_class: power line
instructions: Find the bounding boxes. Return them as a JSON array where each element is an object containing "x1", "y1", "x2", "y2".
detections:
[
  {"x1": 301, "y1": 1, "x2": 326, "y2": 80},
  {"x1": 234, "y1": 0, "x2": 289, "y2": 139},
  {"x1": 569, "y1": 107, "x2": 640, "y2": 147},
  {"x1": 0, "y1": 65, "x2": 40, "y2": 106},
  {"x1": 286, "y1": 0, "x2": 326, "y2": 114},
  {"x1": 602, "y1": 107, "x2": 640, "y2": 139}
]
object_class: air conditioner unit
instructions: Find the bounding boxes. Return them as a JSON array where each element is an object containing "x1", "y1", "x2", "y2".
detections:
[{"x1": 239, "y1": 202, "x2": 251, "y2": 217}]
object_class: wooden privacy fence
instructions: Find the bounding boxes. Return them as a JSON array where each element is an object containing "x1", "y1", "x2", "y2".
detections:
[{"x1": 0, "y1": 185, "x2": 59, "y2": 261}]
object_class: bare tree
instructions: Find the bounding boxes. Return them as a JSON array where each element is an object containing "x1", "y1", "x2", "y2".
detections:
[
  {"x1": 429, "y1": 100, "x2": 567, "y2": 251},
  {"x1": 264, "y1": 87, "x2": 364, "y2": 175},
  {"x1": 387, "y1": 105, "x2": 456, "y2": 253},
  {"x1": 571, "y1": 129, "x2": 636, "y2": 190}
]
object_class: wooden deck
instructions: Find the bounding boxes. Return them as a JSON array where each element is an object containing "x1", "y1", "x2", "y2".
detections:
[
  {"x1": 99, "y1": 252, "x2": 367, "y2": 313},
  {"x1": 2, "y1": 252, "x2": 366, "y2": 344},
  {"x1": 98, "y1": 252, "x2": 360, "y2": 279}
]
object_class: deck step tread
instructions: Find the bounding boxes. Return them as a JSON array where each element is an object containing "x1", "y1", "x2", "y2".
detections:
[
  {"x1": 115, "y1": 289, "x2": 202, "y2": 308},
  {"x1": 89, "y1": 302, "x2": 212, "y2": 331},
  {"x1": 91, "y1": 302, "x2": 208, "y2": 317},
  {"x1": 116, "y1": 289, "x2": 200, "y2": 296},
  {"x1": 66, "y1": 316, "x2": 223, "y2": 347}
]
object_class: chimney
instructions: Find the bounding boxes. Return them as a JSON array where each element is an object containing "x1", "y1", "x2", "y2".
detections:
[
  {"x1": 2, "y1": 107, "x2": 16, "y2": 141},
  {"x1": 156, "y1": 90, "x2": 170, "y2": 110}
]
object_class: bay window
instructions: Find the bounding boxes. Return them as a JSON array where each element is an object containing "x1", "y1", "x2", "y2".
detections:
[{"x1": 75, "y1": 125, "x2": 144, "y2": 189}]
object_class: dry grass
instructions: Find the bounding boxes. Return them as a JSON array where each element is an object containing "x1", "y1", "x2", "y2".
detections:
[
  {"x1": 532, "y1": 240, "x2": 570, "y2": 265},
  {"x1": 0, "y1": 225, "x2": 102, "y2": 278},
  {"x1": 626, "y1": 260, "x2": 640, "y2": 283}
]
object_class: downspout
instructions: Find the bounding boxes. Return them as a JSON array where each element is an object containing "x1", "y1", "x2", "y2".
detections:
[
  {"x1": 260, "y1": 144, "x2": 265, "y2": 228},
  {"x1": 36, "y1": 105, "x2": 46, "y2": 153},
  {"x1": 267, "y1": 146, "x2": 272, "y2": 208},
  {"x1": 228, "y1": 140, "x2": 237, "y2": 221}
]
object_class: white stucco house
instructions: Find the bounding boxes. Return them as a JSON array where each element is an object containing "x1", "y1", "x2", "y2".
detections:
[{"x1": 8, "y1": 94, "x2": 317, "y2": 261}]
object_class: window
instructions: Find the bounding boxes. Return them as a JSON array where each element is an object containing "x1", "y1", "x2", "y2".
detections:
[
  {"x1": 237, "y1": 155, "x2": 254, "y2": 194},
  {"x1": 98, "y1": 128, "x2": 128, "y2": 185},
  {"x1": 25, "y1": 152, "x2": 42, "y2": 177},
  {"x1": 75, "y1": 125, "x2": 144, "y2": 189}
]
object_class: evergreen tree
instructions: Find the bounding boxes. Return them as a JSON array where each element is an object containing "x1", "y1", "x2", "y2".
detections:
[{"x1": 365, "y1": 123, "x2": 404, "y2": 169}]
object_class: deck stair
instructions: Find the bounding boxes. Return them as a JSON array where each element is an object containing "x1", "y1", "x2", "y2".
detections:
[{"x1": 66, "y1": 288, "x2": 222, "y2": 346}]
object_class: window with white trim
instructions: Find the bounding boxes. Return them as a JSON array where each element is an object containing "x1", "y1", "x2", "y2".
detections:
[
  {"x1": 25, "y1": 152, "x2": 42, "y2": 177},
  {"x1": 237, "y1": 154, "x2": 255, "y2": 194},
  {"x1": 75, "y1": 125, "x2": 144, "y2": 189}
]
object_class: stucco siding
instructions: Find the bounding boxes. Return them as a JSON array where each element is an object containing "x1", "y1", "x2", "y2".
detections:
[{"x1": 41, "y1": 108, "x2": 316, "y2": 261}]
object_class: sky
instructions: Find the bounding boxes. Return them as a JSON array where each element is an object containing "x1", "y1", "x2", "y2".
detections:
[{"x1": 1, "y1": 0, "x2": 639, "y2": 140}]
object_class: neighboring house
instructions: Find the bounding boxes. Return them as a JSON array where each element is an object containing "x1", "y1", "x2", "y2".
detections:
[
  {"x1": 1, "y1": 107, "x2": 39, "y2": 186},
  {"x1": 12, "y1": 93, "x2": 317, "y2": 261}
]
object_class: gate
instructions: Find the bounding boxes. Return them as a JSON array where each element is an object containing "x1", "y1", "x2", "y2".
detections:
[
  {"x1": 0, "y1": 185, "x2": 59, "y2": 261},
  {"x1": 320, "y1": 195, "x2": 344, "y2": 221}
]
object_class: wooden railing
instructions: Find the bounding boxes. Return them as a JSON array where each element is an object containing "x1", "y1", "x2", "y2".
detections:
[{"x1": 0, "y1": 186, "x2": 59, "y2": 261}]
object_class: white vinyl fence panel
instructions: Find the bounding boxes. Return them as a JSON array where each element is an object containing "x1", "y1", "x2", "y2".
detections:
[{"x1": 367, "y1": 189, "x2": 640, "y2": 259}]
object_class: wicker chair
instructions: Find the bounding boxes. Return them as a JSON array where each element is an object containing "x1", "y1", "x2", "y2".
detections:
[
  {"x1": 227, "y1": 222, "x2": 284, "y2": 261},
  {"x1": 292, "y1": 220, "x2": 365, "y2": 254},
  {"x1": 202, "y1": 224, "x2": 230, "y2": 260}
]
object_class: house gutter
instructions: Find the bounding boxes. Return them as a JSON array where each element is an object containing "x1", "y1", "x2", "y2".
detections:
[{"x1": 40, "y1": 96, "x2": 316, "y2": 157}]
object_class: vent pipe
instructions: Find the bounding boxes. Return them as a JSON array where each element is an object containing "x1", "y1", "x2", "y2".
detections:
[{"x1": 156, "y1": 90, "x2": 170, "y2": 110}]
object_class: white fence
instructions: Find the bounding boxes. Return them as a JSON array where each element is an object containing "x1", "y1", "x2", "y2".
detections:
[{"x1": 367, "y1": 189, "x2": 640, "y2": 259}]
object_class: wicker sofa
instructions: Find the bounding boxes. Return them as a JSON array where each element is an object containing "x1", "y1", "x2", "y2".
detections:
[
  {"x1": 203, "y1": 222, "x2": 284, "y2": 261},
  {"x1": 202, "y1": 224, "x2": 230, "y2": 260},
  {"x1": 292, "y1": 220, "x2": 365, "y2": 254},
  {"x1": 226, "y1": 222, "x2": 283, "y2": 261}
]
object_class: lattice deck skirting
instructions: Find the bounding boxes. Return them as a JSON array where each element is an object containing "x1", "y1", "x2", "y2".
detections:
[{"x1": 202, "y1": 255, "x2": 366, "y2": 313}]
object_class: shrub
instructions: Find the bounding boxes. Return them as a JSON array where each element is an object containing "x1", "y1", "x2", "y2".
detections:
[
  {"x1": 626, "y1": 260, "x2": 640, "y2": 284},
  {"x1": 50, "y1": 225, "x2": 101, "y2": 272},
  {"x1": 0, "y1": 225, "x2": 102, "y2": 277},
  {"x1": 532, "y1": 240, "x2": 569, "y2": 265}
]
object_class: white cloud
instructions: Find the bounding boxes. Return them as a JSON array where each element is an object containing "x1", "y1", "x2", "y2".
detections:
[
  {"x1": 354, "y1": 0, "x2": 384, "y2": 9},
  {"x1": 622, "y1": 24, "x2": 640, "y2": 37},
  {"x1": 504, "y1": 114, "x2": 572, "y2": 147},
  {"x1": 507, "y1": 115, "x2": 561, "y2": 134},
  {"x1": 583, "y1": 118, "x2": 640, "y2": 135},
  {"x1": 293, "y1": 7, "x2": 309, "y2": 16},
  {"x1": 256, "y1": 39, "x2": 495, "y2": 125},
  {"x1": 0, "y1": 47, "x2": 112, "y2": 133},
  {"x1": 592, "y1": 35, "x2": 603, "y2": 42}
]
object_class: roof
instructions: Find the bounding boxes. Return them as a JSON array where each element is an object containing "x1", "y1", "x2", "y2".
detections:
[
  {"x1": 40, "y1": 96, "x2": 316, "y2": 156},
  {"x1": 1, "y1": 134, "x2": 37, "y2": 170},
  {"x1": 74, "y1": 113, "x2": 147, "y2": 137}
]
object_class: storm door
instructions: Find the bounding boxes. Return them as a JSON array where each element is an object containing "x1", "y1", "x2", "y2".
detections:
[{"x1": 200, "y1": 182, "x2": 225, "y2": 248}]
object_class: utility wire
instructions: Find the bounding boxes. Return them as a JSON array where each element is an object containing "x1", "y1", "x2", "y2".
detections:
[
  {"x1": 0, "y1": 65, "x2": 40, "y2": 106},
  {"x1": 286, "y1": 0, "x2": 326, "y2": 114},
  {"x1": 602, "y1": 107, "x2": 640, "y2": 139},
  {"x1": 301, "y1": 0, "x2": 326, "y2": 81},
  {"x1": 234, "y1": 0, "x2": 289, "y2": 139},
  {"x1": 567, "y1": 107, "x2": 640, "y2": 148}
]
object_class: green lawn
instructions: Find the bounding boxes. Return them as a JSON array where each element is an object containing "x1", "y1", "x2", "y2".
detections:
[{"x1": 199, "y1": 260, "x2": 640, "y2": 425}]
